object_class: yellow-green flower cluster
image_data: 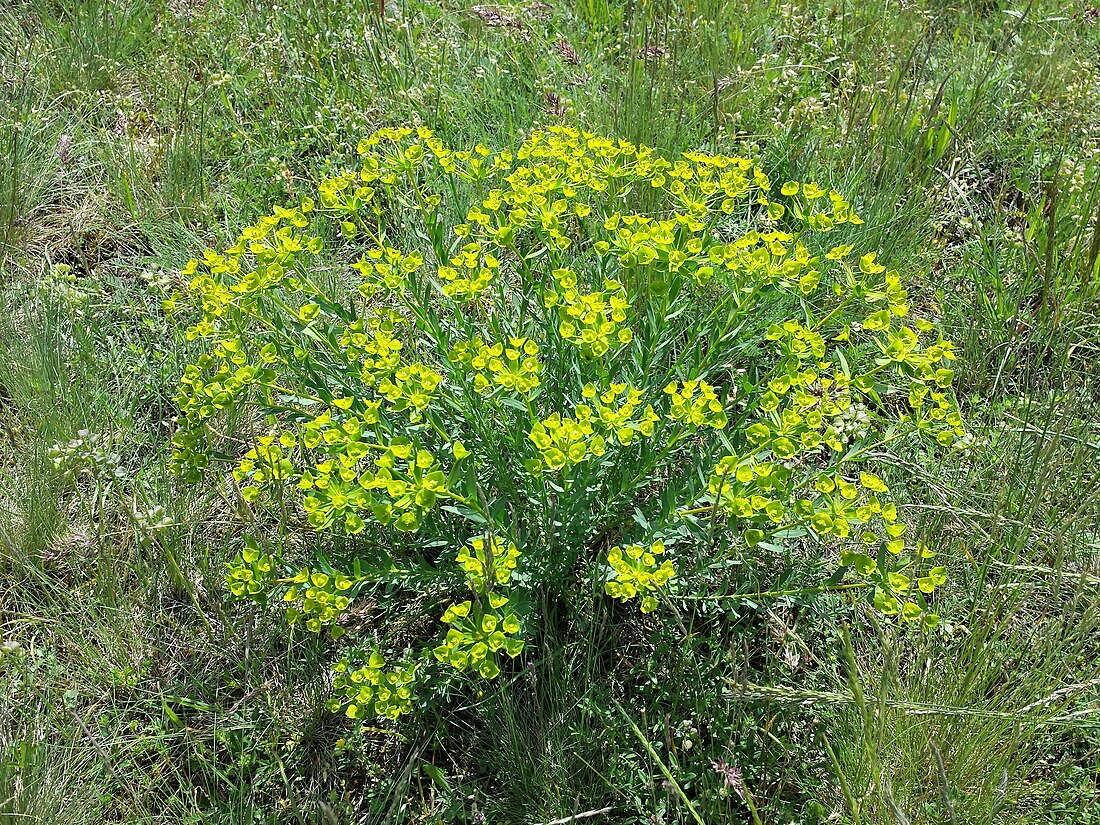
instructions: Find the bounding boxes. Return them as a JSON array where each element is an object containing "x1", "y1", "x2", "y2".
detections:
[
  {"x1": 448, "y1": 337, "x2": 541, "y2": 395},
  {"x1": 225, "y1": 539, "x2": 275, "y2": 602},
  {"x1": 908, "y1": 388, "x2": 965, "y2": 446},
  {"x1": 438, "y1": 241, "x2": 499, "y2": 301},
  {"x1": 233, "y1": 434, "x2": 297, "y2": 502},
  {"x1": 317, "y1": 166, "x2": 377, "y2": 213},
  {"x1": 339, "y1": 312, "x2": 405, "y2": 386},
  {"x1": 433, "y1": 593, "x2": 525, "y2": 679},
  {"x1": 377, "y1": 363, "x2": 443, "y2": 422},
  {"x1": 352, "y1": 247, "x2": 423, "y2": 297},
  {"x1": 664, "y1": 380, "x2": 728, "y2": 429},
  {"x1": 300, "y1": 439, "x2": 449, "y2": 533},
  {"x1": 526, "y1": 383, "x2": 661, "y2": 473},
  {"x1": 706, "y1": 457, "x2": 793, "y2": 527},
  {"x1": 867, "y1": 315, "x2": 964, "y2": 447},
  {"x1": 740, "y1": 368, "x2": 863, "y2": 458},
  {"x1": 740, "y1": 305, "x2": 966, "y2": 467},
  {"x1": 456, "y1": 536, "x2": 521, "y2": 593},
  {"x1": 527, "y1": 412, "x2": 601, "y2": 473},
  {"x1": 581, "y1": 382, "x2": 660, "y2": 444},
  {"x1": 605, "y1": 541, "x2": 676, "y2": 613},
  {"x1": 706, "y1": 454, "x2": 943, "y2": 627},
  {"x1": 511, "y1": 128, "x2": 769, "y2": 219},
  {"x1": 329, "y1": 651, "x2": 418, "y2": 720},
  {"x1": 801, "y1": 470, "x2": 905, "y2": 540},
  {"x1": 356, "y1": 125, "x2": 501, "y2": 185},
  {"x1": 766, "y1": 319, "x2": 827, "y2": 362},
  {"x1": 283, "y1": 568, "x2": 360, "y2": 635},
  {"x1": 773, "y1": 180, "x2": 863, "y2": 232},
  {"x1": 723, "y1": 231, "x2": 814, "y2": 289},
  {"x1": 543, "y1": 268, "x2": 632, "y2": 358},
  {"x1": 179, "y1": 203, "x2": 319, "y2": 307},
  {"x1": 596, "y1": 214, "x2": 718, "y2": 284},
  {"x1": 175, "y1": 361, "x2": 274, "y2": 431},
  {"x1": 841, "y1": 535, "x2": 946, "y2": 631},
  {"x1": 705, "y1": 460, "x2": 904, "y2": 542},
  {"x1": 299, "y1": 408, "x2": 379, "y2": 452}
]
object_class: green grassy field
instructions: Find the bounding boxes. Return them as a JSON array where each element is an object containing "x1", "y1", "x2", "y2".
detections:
[{"x1": 1, "y1": 0, "x2": 1099, "y2": 823}]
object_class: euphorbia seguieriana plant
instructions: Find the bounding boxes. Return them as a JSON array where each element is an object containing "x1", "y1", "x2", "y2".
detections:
[{"x1": 169, "y1": 126, "x2": 963, "y2": 722}]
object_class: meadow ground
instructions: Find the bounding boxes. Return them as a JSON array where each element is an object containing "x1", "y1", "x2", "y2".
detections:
[{"x1": 1, "y1": 1, "x2": 1099, "y2": 823}]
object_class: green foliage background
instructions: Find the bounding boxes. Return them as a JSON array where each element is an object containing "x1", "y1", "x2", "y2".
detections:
[{"x1": 1, "y1": 0, "x2": 1099, "y2": 823}]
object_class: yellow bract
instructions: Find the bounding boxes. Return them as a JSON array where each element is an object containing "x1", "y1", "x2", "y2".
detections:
[
  {"x1": 283, "y1": 565, "x2": 360, "y2": 635},
  {"x1": 448, "y1": 336, "x2": 541, "y2": 395},
  {"x1": 329, "y1": 652, "x2": 417, "y2": 720},
  {"x1": 526, "y1": 382, "x2": 659, "y2": 473},
  {"x1": 605, "y1": 541, "x2": 676, "y2": 613},
  {"x1": 456, "y1": 535, "x2": 521, "y2": 593},
  {"x1": 544, "y1": 269, "x2": 633, "y2": 359},
  {"x1": 438, "y1": 241, "x2": 498, "y2": 301},
  {"x1": 664, "y1": 380, "x2": 728, "y2": 429},
  {"x1": 377, "y1": 363, "x2": 443, "y2": 422},
  {"x1": 354, "y1": 246, "x2": 423, "y2": 297}
]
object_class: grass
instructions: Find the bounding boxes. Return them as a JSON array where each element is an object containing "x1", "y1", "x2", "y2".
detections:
[{"x1": 1, "y1": 0, "x2": 1099, "y2": 823}]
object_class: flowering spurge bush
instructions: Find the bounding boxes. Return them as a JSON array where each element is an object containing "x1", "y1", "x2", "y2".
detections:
[{"x1": 171, "y1": 125, "x2": 964, "y2": 724}]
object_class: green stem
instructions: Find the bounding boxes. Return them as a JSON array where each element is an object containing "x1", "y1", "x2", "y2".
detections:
[
  {"x1": 677, "y1": 581, "x2": 871, "y2": 602},
  {"x1": 612, "y1": 698, "x2": 707, "y2": 825}
]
